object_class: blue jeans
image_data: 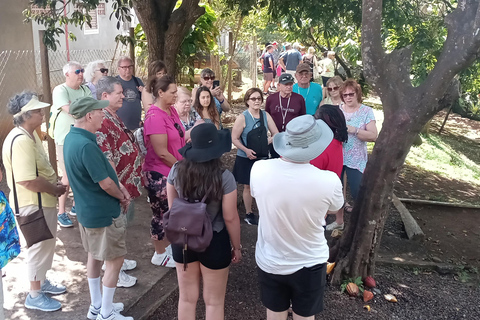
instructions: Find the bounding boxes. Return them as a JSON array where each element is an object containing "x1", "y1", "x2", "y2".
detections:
[{"x1": 341, "y1": 166, "x2": 363, "y2": 200}]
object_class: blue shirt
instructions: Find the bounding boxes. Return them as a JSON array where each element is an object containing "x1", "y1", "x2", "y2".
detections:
[
  {"x1": 64, "y1": 127, "x2": 121, "y2": 228},
  {"x1": 293, "y1": 82, "x2": 323, "y2": 115}
]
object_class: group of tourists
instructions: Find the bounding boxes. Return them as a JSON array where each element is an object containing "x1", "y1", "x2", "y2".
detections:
[{"x1": 0, "y1": 51, "x2": 377, "y2": 320}]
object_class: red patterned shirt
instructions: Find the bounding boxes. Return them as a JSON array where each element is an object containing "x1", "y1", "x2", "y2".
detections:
[{"x1": 96, "y1": 108, "x2": 143, "y2": 198}]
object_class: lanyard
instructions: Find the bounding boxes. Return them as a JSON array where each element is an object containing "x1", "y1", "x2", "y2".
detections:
[
  {"x1": 279, "y1": 93, "x2": 291, "y2": 130},
  {"x1": 296, "y1": 85, "x2": 310, "y2": 100}
]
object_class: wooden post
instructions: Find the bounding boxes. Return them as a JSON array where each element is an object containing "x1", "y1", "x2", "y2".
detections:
[
  {"x1": 227, "y1": 31, "x2": 233, "y2": 101},
  {"x1": 251, "y1": 35, "x2": 257, "y2": 88},
  {"x1": 129, "y1": 27, "x2": 135, "y2": 74},
  {"x1": 39, "y1": 30, "x2": 57, "y2": 175}
]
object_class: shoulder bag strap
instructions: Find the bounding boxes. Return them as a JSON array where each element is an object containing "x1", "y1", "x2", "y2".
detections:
[
  {"x1": 132, "y1": 76, "x2": 142, "y2": 99},
  {"x1": 10, "y1": 134, "x2": 42, "y2": 215}
]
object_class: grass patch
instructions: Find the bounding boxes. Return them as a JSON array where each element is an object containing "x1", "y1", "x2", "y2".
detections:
[{"x1": 405, "y1": 133, "x2": 480, "y2": 186}]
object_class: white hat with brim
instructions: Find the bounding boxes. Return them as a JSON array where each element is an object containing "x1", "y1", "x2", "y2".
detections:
[
  {"x1": 15, "y1": 96, "x2": 50, "y2": 117},
  {"x1": 273, "y1": 115, "x2": 333, "y2": 162}
]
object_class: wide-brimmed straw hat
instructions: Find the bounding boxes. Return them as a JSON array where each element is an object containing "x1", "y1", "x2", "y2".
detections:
[
  {"x1": 273, "y1": 115, "x2": 333, "y2": 162},
  {"x1": 178, "y1": 123, "x2": 231, "y2": 163}
]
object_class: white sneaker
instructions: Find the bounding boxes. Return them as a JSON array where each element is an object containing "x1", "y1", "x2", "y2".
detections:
[
  {"x1": 326, "y1": 221, "x2": 344, "y2": 231},
  {"x1": 96, "y1": 310, "x2": 133, "y2": 320},
  {"x1": 117, "y1": 270, "x2": 137, "y2": 288},
  {"x1": 87, "y1": 303, "x2": 124, "y2": 320},
  {"x1": 165, "y1": 245, "x2": 173, "y2": 255},
  {"x1": 151, "y1": 251, "x2": 176, "y2": 268},
  {"x1": 103, "y1": 259, "x2": 137, "y2": 272}
]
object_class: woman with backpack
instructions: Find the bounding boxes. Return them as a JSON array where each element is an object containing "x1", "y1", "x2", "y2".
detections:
[
  {"x1": 166, "y1": 123, "x2": 242, "y2": 320},
  {"x1": 302, "y1": 47, "x2": 319, "y2": 82},
  {"x1": 231, "y1": 88, "x2": 279, "y2": 225}
]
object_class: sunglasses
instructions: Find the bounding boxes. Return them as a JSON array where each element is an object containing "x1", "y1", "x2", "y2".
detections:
[
  {"x1": 249, "y1": 97, "x2": 262, "y2": 102},
  {"x1": 119, "y1": 65, "x2": 134, "y2": 70},
  {"x1": 203, "y1": 76, "x2": 215, "y2": 81},
  {"x1": 98, "y1": 68, "x2": 109, "y2": 73},
  {"x1": 74, "y1": 69, "x2": 85, "y2": 75},
  {"x1": 343, "y1": 92, "x2": 356, "y2": 98},
  {"x1": 174, "y1": 123, "x2": 184, "y2": 138},
  {"x1": 327, "y1": 86, "x2": 339, "y2": 92},
  {"x1": 123, "y1": 128, "x2": 135, "y2": 143}
]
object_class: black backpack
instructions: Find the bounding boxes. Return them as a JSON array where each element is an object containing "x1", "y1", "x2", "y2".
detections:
[{"x1": 243, "y1": 111, "x2": 269, "y2": 159}]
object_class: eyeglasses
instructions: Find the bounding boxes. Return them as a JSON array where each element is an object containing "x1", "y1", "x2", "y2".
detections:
[
  {"x1": 97, "y1": 68, "x2": 109, "y2": 73},
  {"x1": 178, "y1": 99, "x2": 193, "y2": 105},
  {"x1": 249, "y1": 97, "x2": 262, "y2": 102},
  {"x1": 74, "y1": 69, "x2": 85, "y2": 75},
  {"x1": 343, "y1": 92, "x2": 356, "y2": 98},
  {"x1": 119, "y1": 65, "x2": 134, "y2": 70},
  {"x1": 123, "y1": 128, "x2": 135, "y2": 143},
  {"x1": 202, "y1": 76, "x2": 215, "y2": 81},
  {"x1": 327, "y1": 86, "x2": 339, "y2": 91},
  {"x1": 298, "y1": 72, "x2": 310, "y2": 78},
  {"x1": 174, "y1": 123, "x2": 184, "y2": 138}
]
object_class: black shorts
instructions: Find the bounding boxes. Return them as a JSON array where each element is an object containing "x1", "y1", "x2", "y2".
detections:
[
  {"x1": 232, "y1": 155, "x2": 257, "y2": 185},
  {"x1": 171, "y1": 228, "x2": 231, "y2": 270},
  {"x1": 257, "y1": 263, "x2": 327, "y2": 317}
]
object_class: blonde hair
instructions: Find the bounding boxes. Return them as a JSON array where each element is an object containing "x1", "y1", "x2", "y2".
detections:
[{"x1": 308, "y1": 47, "x2": 315, "y2": 55}]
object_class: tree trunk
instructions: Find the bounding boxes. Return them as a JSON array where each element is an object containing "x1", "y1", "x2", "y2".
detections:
[
  {"x1": 133, "y1": 0, "x2": 205, "y2": 77},
  {"x1": 331, "y1": 0, "x2": 480, "y2": 283}
]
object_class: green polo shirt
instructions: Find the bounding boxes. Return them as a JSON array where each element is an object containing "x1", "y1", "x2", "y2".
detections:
[{"x1": 63, "y1": 126, "x2": 120, "y2": 228}]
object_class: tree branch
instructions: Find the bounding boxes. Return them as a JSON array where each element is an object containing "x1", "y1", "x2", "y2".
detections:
[{"x1": 361, "y1": 0, "x2": 385, "y2": 84}]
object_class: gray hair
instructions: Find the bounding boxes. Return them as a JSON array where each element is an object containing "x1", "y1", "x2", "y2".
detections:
[
  {"x1": 117, "y1": 56, "x2": 133, "y2": 67},
  {"x1": 62, "y1": 61, "x2": 83, "y2": 76},
  {"x1": 96, "y1": 76, "x2": 121, "y2": 100},
  {"x1": 200, "y1": 68, "x2": 215, "y2": 79},
  {"x1": 8, "y1": 91, "x2": 36, "y2": 126},
  {"x1": 85, "y1": 60, "x2": 105, "y2": 82}
]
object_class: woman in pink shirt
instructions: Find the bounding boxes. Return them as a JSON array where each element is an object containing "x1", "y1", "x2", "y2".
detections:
[{"x1": 143, "y1": 75, "x2": 185, "y2": 268}]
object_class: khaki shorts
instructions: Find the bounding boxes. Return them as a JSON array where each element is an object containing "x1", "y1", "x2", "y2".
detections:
[
  {"x1": 264, "y1": 72, "x2": 274, "y2": 81},
  {"x1": 79, "y1": 215, "x2": 127, "y2": 261},
  {"x1": 55, "y1": 144, "x2": 66, "y2": 177}
]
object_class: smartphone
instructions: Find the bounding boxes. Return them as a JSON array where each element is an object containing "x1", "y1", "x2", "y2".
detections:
[{"x1": 213, "y1": 80, "x2": 220, "y2": 89}]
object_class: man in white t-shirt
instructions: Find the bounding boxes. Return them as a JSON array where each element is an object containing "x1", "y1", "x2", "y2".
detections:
[{"x1": 250, "y1": 115, "x2": 344, "y2": 320}]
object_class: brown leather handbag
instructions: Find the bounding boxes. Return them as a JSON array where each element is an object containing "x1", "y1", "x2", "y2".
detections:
[
  {"x1": 10, "y1": 134, "x2": 54, "y2": 248},
  {"x1": 163, "y1": 189, "x2": 213, "y2": 270}
]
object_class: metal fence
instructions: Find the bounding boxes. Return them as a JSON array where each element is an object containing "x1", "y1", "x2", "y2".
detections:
[{"x1": 0, "y1": 47, "x2": 130, "y2": 145}]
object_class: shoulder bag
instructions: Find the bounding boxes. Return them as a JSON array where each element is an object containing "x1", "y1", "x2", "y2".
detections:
[
  {"x1": 10, "y1": 134, "x2": 54, "y2": 248},
  {"x1": 243, "y1": 111, "x2": 269, "y2": 159}
]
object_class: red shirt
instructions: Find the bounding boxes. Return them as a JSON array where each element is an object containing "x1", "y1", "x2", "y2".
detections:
[
  {"x1": 265, "y1": 92, "x2": 306, "y2": 132},
  {"x1": 310, "y1": 139, "x2": 343, "y2": 178},
  {"x1": 96, "y1": 108, "x2": 143, "y2": 198}
]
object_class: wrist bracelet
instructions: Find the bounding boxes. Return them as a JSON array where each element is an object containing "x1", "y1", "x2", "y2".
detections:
[
  {"x1": 219, "y1": 99, "x2": 225, "y2": 104},
  {"x1": 231, "y1": 244, "x2": 242, "y2": 251},
  {"x1": 355, "y1": 128, "x2": 360, "y2": 136}
]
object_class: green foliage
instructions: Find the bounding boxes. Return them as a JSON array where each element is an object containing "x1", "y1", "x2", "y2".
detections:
[
  {"x1": 24, "y1": 0, "x2": 131, "y2": 50},
  {"x1": 177, "y1": 3, "x2": 219, "y2": 80}
]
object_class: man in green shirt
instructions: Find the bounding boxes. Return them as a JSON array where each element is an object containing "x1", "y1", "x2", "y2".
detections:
[
  {"x1": 50, "y1": 61, "x2": 92, "y2": 228},
  {"x1": 64, "y1": 97, "x2": 134, "y2": 320}
]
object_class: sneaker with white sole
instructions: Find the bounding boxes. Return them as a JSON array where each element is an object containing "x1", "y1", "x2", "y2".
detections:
[
  {"x1": 244, "y1": 213, "x2": 258, "y2": 225},
  {"x1": 69, "y1": 206, "x2": 77, "y2": 216},
  {"x1": 151, "y1": 251, "x2": 176, "y2": 268},
  {"x1": 24, "y1": 292, "x2": 61, "y2": 312},
  {"x1": 102, "y1": 259, "x2": 137, "y2": 272},
  {"x1": 41, "y1": 279, "x2": 66, "y2": 295},
  {"x1": 87, "y1": 302, "x2": 125, "y2": 320},
  {"x1": 326, "y1": 221, "x2": 344, "y2": 231},
  {"x1": 58, "y1": 212, "x2": 73, "y2": 227},
  {"x1": 96, "y1": 310, "x2": 133, "y2": 320},
  {"x1": 117, "y1": 270, "x2": 137, "y2": 288}
]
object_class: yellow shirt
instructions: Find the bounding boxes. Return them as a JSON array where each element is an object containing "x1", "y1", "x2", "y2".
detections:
[{"x1": 2, "y1": 127, "x2": 57, "y2": 208}]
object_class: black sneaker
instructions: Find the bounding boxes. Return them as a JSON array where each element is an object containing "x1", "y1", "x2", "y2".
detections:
[{"x1": 244, "y1": 213, "x2": 258, "y2": 225}]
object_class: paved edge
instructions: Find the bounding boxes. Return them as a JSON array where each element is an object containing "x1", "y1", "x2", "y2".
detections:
[{"x1": 125, "y1": 268, "x2": 179, "y2": 320}]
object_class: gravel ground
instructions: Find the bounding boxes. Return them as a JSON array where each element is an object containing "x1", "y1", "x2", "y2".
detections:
[{"x1": 150, "y1": 212, "x2": 480, "y2": 320}]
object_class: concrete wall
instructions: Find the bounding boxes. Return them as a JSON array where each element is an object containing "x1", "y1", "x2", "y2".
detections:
[{"x1": 0, "y1": 0, "x2": 35, "y2": 51}]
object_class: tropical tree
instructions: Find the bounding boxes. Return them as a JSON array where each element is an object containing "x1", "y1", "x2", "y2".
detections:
[{"x1": 25, "y1": 0, "x2": 207, "y2": 76}]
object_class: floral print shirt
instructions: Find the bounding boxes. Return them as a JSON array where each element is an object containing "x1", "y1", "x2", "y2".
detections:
[
  {"x1": 340, "y1": 104, "x2": 375, "y2": 173},
  {"x1": 96, "y1": 108, "x2": 143, "y2": 198}
]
